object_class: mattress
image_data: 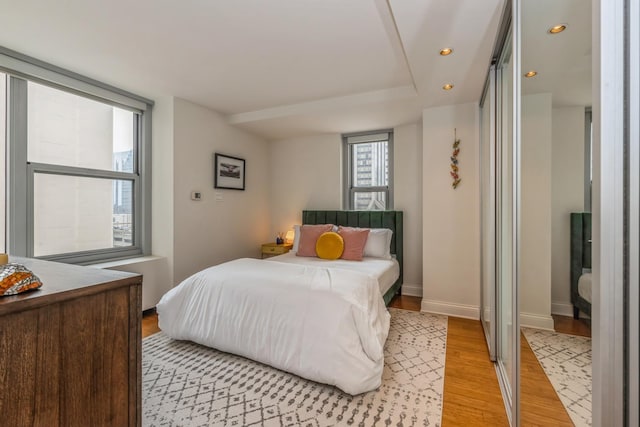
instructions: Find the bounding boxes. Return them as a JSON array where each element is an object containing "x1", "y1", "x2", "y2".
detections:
[
  {"x1": 266, "y1": 251, "x2": 400, "y2": 295},
  {"x1": 578, "y1": 272, "x2": 592, "y2": 304}
]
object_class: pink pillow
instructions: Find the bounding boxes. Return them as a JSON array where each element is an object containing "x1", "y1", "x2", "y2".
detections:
[
  {"x1": 296, "y1": 224, "x2": 334, "y2": 257},
  {"x1": 338, "y1": 226, "x2": 370, "y2": 261}
]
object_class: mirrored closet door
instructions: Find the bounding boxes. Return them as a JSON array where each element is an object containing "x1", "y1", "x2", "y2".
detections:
[
  {"x1": 480, "y1": 67, "x2": 496, "y2": 362},
  {"x1": 479, "y1": 11, "x2": 518, "y2": 422},
  {"x1": 483, "y1": 0, "x2": 637, "y2": 424},
  {"x1": 518, "y1": 0, "x2": 593, "y2": 425},
  {"x1": 495, "y1": 30, "x2": 518, "y2": 423}
]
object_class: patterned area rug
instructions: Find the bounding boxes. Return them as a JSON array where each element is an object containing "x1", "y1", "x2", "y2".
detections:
[
  {"x1": 142, "y1": 308, "x2": 448, "y2": 427},
  {"x1": 522, "y1": 328, "x2": 592, "y2": 427}
]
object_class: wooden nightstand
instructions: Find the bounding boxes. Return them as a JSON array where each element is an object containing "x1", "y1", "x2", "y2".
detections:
[{"x1": 261, "y1": 242, "x2": 293, "y2": 258}]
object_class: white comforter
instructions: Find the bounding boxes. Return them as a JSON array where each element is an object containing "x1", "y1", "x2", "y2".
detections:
[
  {"x1": 157, "y1": 258, "x2": 390, "y2": 395},
  {"x1": 267, "y1": 252, "x2": 400, "y2": 295}
]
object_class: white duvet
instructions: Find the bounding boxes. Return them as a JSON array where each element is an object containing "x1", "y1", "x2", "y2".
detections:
[
  {"x1": 157, "y1": 258, "x2": 390, "y2": 395},
  {"x1": 267, "y1": 252, "x2": 400, "y2": 295}
]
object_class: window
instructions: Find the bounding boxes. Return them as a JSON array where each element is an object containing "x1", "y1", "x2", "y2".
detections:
[
  {"x1": 2, "y1": 48, "x2": 152, "y2": 264},
  {"x1": 343, "y1": 130, "x2": 393, "y2": 210}
]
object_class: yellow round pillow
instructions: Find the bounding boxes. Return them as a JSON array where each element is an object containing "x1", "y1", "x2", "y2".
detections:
[{"x1": 316, "y1": 231, "x2": 344, "y2": 260}]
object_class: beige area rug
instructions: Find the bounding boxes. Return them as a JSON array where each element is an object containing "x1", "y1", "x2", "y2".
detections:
[
  {"x1": 522, "y1": 328, "x2": 592, "y2": 427},
  {"x1": 142, "y1": 308, "x2": 448, "y2": 426}
]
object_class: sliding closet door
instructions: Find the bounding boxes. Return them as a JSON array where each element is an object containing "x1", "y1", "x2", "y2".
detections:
[
  {"x1": 627, "y1": 0, "x2": 639, "y2": 422},
  {"x1": 480, "y1": 68, "x2": 497, "y2": 361},
  {"x1": 495, "y1": 28, "x2": 519, "y2": 424}
]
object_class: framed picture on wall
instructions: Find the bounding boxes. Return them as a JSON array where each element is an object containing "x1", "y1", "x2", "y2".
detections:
[{"x1": 214, "y1": 153, "x2": 246, "y2": 190}]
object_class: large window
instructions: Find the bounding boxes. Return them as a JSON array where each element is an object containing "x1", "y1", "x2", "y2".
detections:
[
  {"x1": 2, "y1": 48, "x2": 152, "y2": 264},
  {"x1": 343, "y1": 130, "x2": 393, "y2": 210}
]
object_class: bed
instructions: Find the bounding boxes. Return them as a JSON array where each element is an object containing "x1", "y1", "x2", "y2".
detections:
[
  {"x1": 302, "y1": 210, "x2": 403, "y2": 304},
  {"x1": 157, "y1": 210, "x2": 403, "y2": 395},
  {"x1": 570, "y1": 212, "x2": 592, "y2": 318}
]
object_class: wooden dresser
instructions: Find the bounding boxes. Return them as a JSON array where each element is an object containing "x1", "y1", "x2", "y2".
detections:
[{"x1": 0, "y1": 257, "x2": 143, "y2": 427}]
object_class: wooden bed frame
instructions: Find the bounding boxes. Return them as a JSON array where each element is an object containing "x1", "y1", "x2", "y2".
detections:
[
  {"x1": 570, "y1": 212, "x2": 592, "y2": 318},
  {"x1": 302, "y1": 210, "x2": 403, "y2": 306}
]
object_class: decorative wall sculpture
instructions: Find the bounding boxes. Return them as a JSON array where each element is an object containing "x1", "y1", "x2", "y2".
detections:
[{"x1": 450, "y1": 129, "x2": 461, "y2": 189}]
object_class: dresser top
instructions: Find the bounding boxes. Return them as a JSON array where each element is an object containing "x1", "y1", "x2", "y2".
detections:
[{"x1": 0, "y1": 256, "x2": 142, "y2": 315}]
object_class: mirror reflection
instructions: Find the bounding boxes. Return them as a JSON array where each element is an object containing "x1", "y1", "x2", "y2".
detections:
[{"x1": 520, "y1": 0, "x2": 592, "y2": 425}]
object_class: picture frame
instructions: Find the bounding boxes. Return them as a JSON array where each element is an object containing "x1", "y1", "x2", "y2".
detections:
[{"x1": 214, "y1": 153, "x2": 246, "y2": 190}]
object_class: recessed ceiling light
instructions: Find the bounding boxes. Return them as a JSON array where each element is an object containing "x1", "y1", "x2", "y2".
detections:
[
  {"x1": 439, "y1": 48, "x2": 453, "y2": 56},
  {"x1": 548, "y1": 24, "x2": 567, "y2": 34},
  {"x1": 524, "y1": 70, "x2": 538, "y2": 78},
  {"x1": 442, "y1": 84, "x2": 454, "y2": 91}
]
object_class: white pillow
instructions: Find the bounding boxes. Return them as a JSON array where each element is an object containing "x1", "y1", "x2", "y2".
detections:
[
  {"x1": 292, "y1": 224, "x2": 301, "y2": 253},
  {"x1": 363, "y1": 228, "x2": 393, "y2": 259}
]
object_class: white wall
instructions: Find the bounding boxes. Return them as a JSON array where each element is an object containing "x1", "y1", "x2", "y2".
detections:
[
  {"x1": 172, "y1": 98, "x2": 271, "y2": 283},
  {"x1": 551, "y1": 106, "x2": 585, "y2": 315},
  {"x1": 268, "y1": 124, "x2": 423, "y2": 295},
  {"x1": 520, "y1": 93, "x2": 554, "y2": 329},
  {"x1": 269, "y1": 133, "x2": 343, "y2": 234},
  {"x1": 421, "y1": 103, "x2": 480, "y2": 319},
  {"x1": 146, "y1": 96, "x2": 175, "y2": 309},
  {"x1": 392, "y1": 123, "x2": 423, "y2": 293}
]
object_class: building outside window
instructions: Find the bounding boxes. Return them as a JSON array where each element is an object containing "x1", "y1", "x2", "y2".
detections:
[{"x1": 343, "y1": 130, "x2": 393, "y2": 210}]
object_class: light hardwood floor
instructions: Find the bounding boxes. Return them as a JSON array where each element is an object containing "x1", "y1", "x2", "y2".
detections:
[
  {"x1": 442, "y1": 317, "x2": 510, "y2": 426},
  {"x1": 142, "y1": 311, "x2": 160, "y2": 337},
  {"x1": 553, "y1": 313, "x2": 591, "y2": 337},
  {"x1": 142, "y1": 298, "x2": 589, "y2": 426}
]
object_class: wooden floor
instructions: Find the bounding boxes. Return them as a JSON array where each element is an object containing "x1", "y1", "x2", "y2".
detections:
[
  {"x1": 442, "y1": 317, "x2": 510, "y2": 426},
  {"x1": 142, "y1": 311, "x2": 160, "y2": 338},
  {"x1": 553, "y1": 313, "x2": 591, "y2": 337},
  {"x1": 141, "y1": 298, "x2": 590, "y2": 426},
  {"x1": 387, "y1": 294, "x2": 422, "y2": 311}
]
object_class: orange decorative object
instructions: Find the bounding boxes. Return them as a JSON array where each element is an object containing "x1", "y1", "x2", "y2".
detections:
[
  {"x1": 0, "y1": 264, "x2": 43, "y2": 296},
  {"x1": 450, "y1": 129, "x2": 462, "y2": 189}
]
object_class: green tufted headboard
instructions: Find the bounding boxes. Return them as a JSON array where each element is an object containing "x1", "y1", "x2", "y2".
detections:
[
  {"x1": 302, "y1": 210, "x2": 403, "y2": 305},
  {"x1": 570, "y1": 212, "x2": 591, "y2": 317}
]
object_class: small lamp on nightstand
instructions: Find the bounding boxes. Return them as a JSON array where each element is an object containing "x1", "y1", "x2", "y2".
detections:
[{"x1": 285, "y1": 229, "x2": 295, "y2": 244}]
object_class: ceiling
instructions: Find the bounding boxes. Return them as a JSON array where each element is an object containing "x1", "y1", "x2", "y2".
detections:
[
  {"x1": 0, "y1": 0, "x2": 505, "y2": 140},
  {"x1": 522, "y1": 0, "x2": 592, "y2": 107}
]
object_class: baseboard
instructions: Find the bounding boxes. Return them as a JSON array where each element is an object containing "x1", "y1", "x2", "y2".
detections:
[
  {"x1": 421, "y1": 299, "x2": 479, "y2": 320},
  {"x1": 520, "y1": 312, "x2": 555, "y2": 330},
  {"x1": 142, "y1": 307, "x2": 157, "y2": 316},
  {"x1": 551, "y1": 302, "x2": 592, "y2": 319},
  {"x1": 401, "y1": 283, "x2": 423, "y2": 297},
  {"x1": 551, "y1": 302, "x2": 574, "y2": 317}
]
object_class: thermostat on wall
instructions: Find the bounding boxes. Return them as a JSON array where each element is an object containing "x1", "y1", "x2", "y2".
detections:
[{"x1": 191, "y1": 191, "x2": 202, "y2": 201}]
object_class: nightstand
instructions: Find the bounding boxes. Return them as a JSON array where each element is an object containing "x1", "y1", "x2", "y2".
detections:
[{"x1": 261, "y1": 242, "x2": 293, "y2": 259}]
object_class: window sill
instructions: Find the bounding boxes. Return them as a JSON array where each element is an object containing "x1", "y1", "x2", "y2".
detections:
[{"x1": 88, "y1": 255, "x2": 164, "y2": 269}]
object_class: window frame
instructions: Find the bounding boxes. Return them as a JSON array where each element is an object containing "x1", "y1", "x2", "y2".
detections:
[
  {"x1": 2, "y1": 47, "x2": 153, "y2": 265},
  {"x1": 342, "y1": 129, "x2": 394, "y2": 210},
  {"x1": 584, "y1": 107, "x2": 592, "y2": 212}
]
